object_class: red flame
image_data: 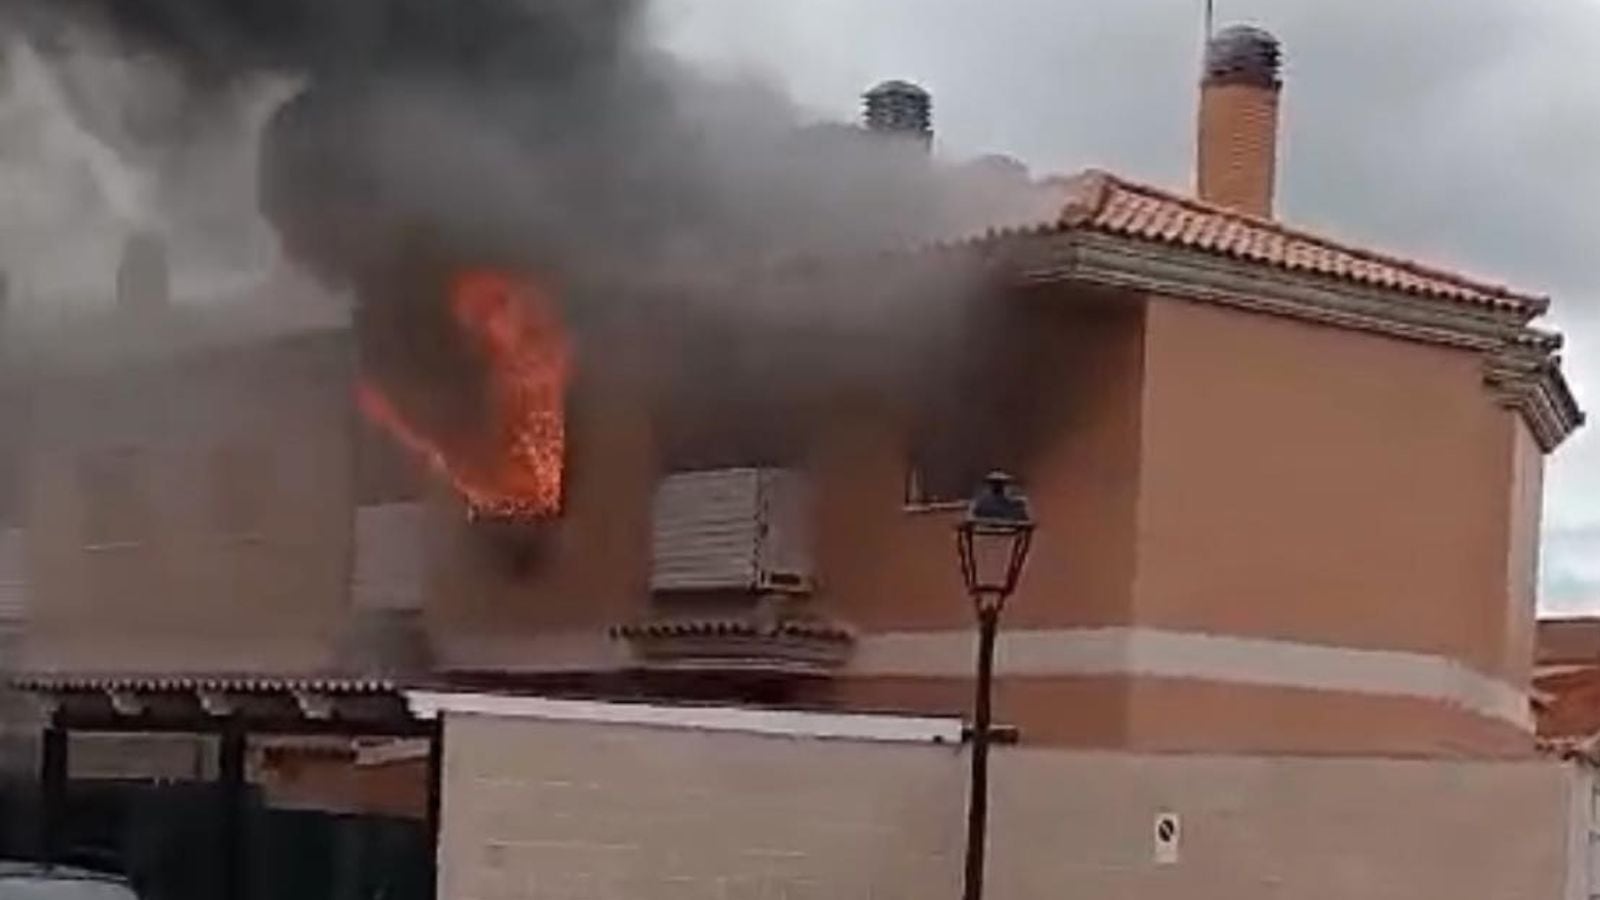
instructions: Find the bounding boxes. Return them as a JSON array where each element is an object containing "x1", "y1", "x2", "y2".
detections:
[{"x1": 357, "y1": 270, "x2": 571, "y2": 518}]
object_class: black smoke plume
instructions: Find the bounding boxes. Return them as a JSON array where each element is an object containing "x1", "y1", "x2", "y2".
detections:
[{"x1": 6, "y1": 0, "x2": 1056, "y2": 479}]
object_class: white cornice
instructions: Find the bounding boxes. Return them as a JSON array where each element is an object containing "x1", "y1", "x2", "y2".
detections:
[
  {"x1": 983, "y1": 230, "x2": 1582, "y2": 450},
  {"x1": 997, "y1": 231, "x2": 1525, "y2": 345},
  {"x1": 1485, "y1": 346, "x2": 1586, "y2": 452}
]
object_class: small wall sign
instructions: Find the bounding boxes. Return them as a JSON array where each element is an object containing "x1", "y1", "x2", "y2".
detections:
[{"x1": 1153, "y1": 811, "x2": 1181, "y2": 865}]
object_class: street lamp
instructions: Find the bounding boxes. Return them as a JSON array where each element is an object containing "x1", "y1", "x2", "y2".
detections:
[{"x1": 955, "y1": 470, "x2": 1035, "y2": 900}]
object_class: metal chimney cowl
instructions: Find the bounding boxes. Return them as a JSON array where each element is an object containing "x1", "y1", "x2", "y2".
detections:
[
  {"x1": 863, "y1": 79, "x2": 932, "y2": 146},
  {"x1": 1204, "y1": 24, "x2": 1282, "y2": 88}
]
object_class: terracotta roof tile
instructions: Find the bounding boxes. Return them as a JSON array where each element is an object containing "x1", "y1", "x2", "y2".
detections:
[{"x1": 1048, "y1": 169, "x2": 1546, "y2": 316}]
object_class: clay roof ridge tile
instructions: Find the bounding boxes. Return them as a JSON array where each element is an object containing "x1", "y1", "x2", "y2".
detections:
[
  {"x1": 1056, "y1": 169, "x2": 1115, "y2": 228},
  {"x1": 1080, "y1": 171, "x2": 1544, "y2": 310}
]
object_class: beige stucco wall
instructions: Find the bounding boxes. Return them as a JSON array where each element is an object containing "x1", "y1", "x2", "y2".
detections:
[{"x1": 440, "y1": 707, "x2": 1581, "y2": 900}]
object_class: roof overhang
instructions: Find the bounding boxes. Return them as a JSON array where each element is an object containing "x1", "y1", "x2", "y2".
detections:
[
  {"x1": 12, "y1": 673, "x2": 428, "y2": 736},
  {"x1": 958, "y1": 228, "x2": 1584, "y2": 451}
]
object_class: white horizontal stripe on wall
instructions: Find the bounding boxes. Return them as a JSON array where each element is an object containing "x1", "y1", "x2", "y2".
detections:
[{"x1": 851, "y1": 627, "x2": 1530, "y2": 730}]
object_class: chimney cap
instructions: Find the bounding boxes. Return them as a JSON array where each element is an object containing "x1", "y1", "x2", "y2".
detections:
[
  {"x1": 862, "y1": 79, "x2": 932, "y2": 139},
  {"x1": 866, "y1": 79, "x2": 930, "y2": 100},
  {"x1": 1204, "y1": 24, "x2": 1282, "y2": 89}
]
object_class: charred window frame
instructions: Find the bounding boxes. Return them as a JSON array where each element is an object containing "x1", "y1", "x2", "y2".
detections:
[
  {"x1": 903, "y1": 297, "x2": 1034, "y2": 507},
  {"x1": 905, "y1": 435, "x2": 1007, "y2": 508},
  {"x1": 352, "y1": 260, "x2": 576, "y2": 519},
  {"x1": 904, "y1": 399, "x2": 1026, "y2": 508}
]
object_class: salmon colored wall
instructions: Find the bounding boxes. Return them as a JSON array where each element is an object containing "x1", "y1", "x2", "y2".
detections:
[
  {"x1": 1122, "y1": 676, "x2": 1534, "y2": 758},
  {"x1": 816, "y1": 673, "x2": 1533, "y2": 757},
  {"x1": 810, "y1": 674, "x2": 1132, "y2": 747},
  {"x1": 21, "y1": 335, "x2": 357, "y2": 672},
  {"x1": 422, "y1": 290, "x2": 1540, "y2": 756},
  {"x1": 1502, "y1": 421, "x2": 1543, "y2": 688},
  {"x1": 428, "y1": 290, "x2": 1149, "y2": 645},
  {"x1": 1131, "y1": 298, "x2": 1528, "y2": 682},
  {"x1": 810, "y1": 292, "x2": 1146, "y2": 633},
  {"x1": 19, "y1": 286, "x2": 1540, "y2": 758}
]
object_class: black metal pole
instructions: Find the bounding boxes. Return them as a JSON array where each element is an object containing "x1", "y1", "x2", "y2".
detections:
[
  {"x1": 962, "y1": 603, "x2": 999, "y2": 900},
  {"x1": 218, "y1": 720, "x2": 247, "y2": 900},
  {"x1": 425, "y1": 718, "x2": 444, "y2": 900},
  {"x1": 38, "y1": 719, "x2": 67, "y2": 865}
]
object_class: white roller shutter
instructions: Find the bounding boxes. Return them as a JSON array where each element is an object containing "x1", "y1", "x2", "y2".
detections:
[{"x1": 651, "y1": 468, "x2": 812, "y2": 594}]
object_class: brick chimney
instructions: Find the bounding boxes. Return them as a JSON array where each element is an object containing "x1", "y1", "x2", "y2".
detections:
[
  {"x1": 1196, "y1": 25, "x2": 1282, "y2": 217},
  {"x1": 116, "y1": 230, "x2": 169, "y2": 313}
]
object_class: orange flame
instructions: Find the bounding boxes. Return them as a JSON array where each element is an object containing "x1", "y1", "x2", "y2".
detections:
[{"x1": 357, "y1": 270, "x2": 571, "y2": 518}]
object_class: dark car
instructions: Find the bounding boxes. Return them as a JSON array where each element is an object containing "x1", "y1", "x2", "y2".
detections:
[{"x1": 0, "y1": 864, "x2": 139, "y2": 900}]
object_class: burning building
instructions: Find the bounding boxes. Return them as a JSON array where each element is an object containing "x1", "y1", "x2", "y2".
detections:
[
  {"x1": 0, "y1": 9, "x2": 1587, "y2": 898},
  {"x1": 1, "y1": 19, "x2": 1579, "y2": 752}
]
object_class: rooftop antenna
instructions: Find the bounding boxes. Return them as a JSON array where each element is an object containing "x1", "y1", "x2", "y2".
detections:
[{"x1": 1197, "y1": 0, "x2": 1217, "y2": 82}]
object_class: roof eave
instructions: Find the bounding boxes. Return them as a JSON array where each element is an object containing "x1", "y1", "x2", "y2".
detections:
[
  {"x1": 1070, "y1": 170, "x2": 1549, "y2": 319},
  {"x1": 1486, "y1": 350, "x2": 1586, "y2": 452},
  {"x1": 990, "y1": 228, "x2": 1584, "y2": 451},
  {"x1": 1000, "y1": 229, "x2": 1530, "y2": 350}
]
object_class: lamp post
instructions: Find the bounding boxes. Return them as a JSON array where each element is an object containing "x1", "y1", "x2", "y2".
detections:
[{"x1": 955, "y1": 471, "x2": 1035, "y2": 900}]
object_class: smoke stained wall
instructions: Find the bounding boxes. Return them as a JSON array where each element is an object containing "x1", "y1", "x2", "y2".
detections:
[{"x1": 3, "y1": 0, "x2": 1068, "y2": 488}]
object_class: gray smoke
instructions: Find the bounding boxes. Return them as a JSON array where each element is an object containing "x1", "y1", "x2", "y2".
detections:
[{"x1": 2, "y1": 0, "x2": 1060, "y2": 470}]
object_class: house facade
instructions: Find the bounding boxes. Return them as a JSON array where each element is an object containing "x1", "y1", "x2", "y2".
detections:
[
  {"x1": 0, "y1": 26, "x2": 1580, "y2": 770},
  {"x1": 0, "y1": 21, "x2": 1591, "y2": 900}
]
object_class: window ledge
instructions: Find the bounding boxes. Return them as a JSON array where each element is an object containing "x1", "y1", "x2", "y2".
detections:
[
  {"x1": 901, "y1": 501, "x2": 966, "y2": 515},
  {"x1": 82, "y1": 541, "x2": 143, "y2": 553}
]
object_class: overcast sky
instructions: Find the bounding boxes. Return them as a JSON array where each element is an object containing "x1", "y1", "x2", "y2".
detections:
[{"x1": 649, "y1": 0, "x2": 1600, "y2": 613}]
